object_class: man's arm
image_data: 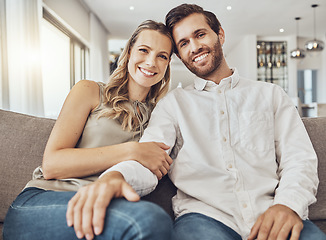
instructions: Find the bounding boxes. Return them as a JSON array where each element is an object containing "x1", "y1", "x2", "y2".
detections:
[
  {"x1": 102, "y1": 95, "x2": 178, "y2": 196},
  {"x1": 100, "y1": 160, "x2": 158, "y2": 196},
  {"x1": 272, "y1": 87, "x2": 318, "y2": 217},
  {"x1": 249, "y1": 85, "x2": 318, "y2": 240}
]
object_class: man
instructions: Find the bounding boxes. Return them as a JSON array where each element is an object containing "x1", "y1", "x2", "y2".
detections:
[{"x1": 69, "y1": 4, "x2": 326, "y2": 240}]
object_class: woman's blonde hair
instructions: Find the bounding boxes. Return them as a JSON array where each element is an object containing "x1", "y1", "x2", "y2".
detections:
[{"x1": 99, "y1": 20, "x2": 173, "y2": 132}]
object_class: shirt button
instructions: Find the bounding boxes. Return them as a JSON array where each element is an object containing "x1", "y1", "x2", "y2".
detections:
[
  {"x1": 242, "y1": 203, "x2": 248, "y2": 208},
  {"x1": 220, "y1": 110, "x2": 225, "y2": 115},
  {"x1": 223, "y1": 137, "x2": 227, "y2": 142},
  {"x1": 218, "y1": 89, "x2": 222, "y2": 94},
  {"x1": 228, "y1": 164, "x2": 233, "y2": 169}
]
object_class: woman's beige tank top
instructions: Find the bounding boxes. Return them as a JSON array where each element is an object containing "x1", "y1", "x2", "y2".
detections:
[{"x1": 24, "y1": 82, "x2": 152, "y2": 192}]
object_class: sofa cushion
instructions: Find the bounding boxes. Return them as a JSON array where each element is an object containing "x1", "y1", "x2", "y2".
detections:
[
  {"x1": 0, "y1": 109, "x2": 55, "y2": 223},
  {"x1": 303, "y1": 117, "x2": 326, "y2": 220},
  {"x1": 142, "y1": 175, "x2": 177, "y2": 219}
]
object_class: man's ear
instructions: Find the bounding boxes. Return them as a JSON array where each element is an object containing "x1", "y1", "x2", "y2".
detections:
[{"x1": 218, "y1": 27, "x2": 225, "y2": 45}]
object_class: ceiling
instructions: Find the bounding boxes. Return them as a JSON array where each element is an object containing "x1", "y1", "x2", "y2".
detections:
[{"x1": 83, "y1": 0, "x2": 326, "y2": 54}]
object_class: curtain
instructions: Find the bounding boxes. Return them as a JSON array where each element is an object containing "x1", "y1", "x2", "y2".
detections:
[
  {"x1": 0, "y1": 0, "x2": 9, "y2": 109},
  {"x1": 5, "y1": 0, "x2": 44, "y2": 116}
]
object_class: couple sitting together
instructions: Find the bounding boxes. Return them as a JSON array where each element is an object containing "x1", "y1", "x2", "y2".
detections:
[{"x1": 3, "y1": 3, "x2": 326, "y2": 240}]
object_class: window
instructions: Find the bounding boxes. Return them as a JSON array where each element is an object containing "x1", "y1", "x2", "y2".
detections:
[
  {"x1": 298, "y1": 69, "x2": 317, "y2": 104},
  {"x1": 41, "y1": 7, "x2": 89, "y2": 118},
  {"x1": 41, "y1": 18, "x2": 70, "y2": 118}
]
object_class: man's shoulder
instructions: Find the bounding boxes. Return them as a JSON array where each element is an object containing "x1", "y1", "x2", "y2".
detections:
[
  {"x1": 165, "y1": 85, "x2": 194, "y2": 98},
  {"x1": 239, "y1": 77, "x2": 281, "y2": 89},
  {"x1": 156, "y1": 85, "x2": 195, "y2": 109}
]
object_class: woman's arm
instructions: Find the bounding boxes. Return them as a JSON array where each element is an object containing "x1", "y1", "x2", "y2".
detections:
[{"x1": 42, "y1": 80, "x2": 172, "y2": 180}]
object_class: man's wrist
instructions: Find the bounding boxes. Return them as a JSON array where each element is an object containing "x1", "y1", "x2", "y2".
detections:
[{"x1": 101, "y1": 170, "x2": 124, "y2": 180}]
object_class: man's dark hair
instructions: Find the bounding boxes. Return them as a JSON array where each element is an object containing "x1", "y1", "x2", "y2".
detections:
[{"x1": 165, "y1": 4, "x2": 221, "y2": 53}]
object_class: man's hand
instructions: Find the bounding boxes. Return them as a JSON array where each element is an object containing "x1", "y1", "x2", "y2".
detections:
[
  {"x1": 131, "y1": 142, "x2": 173, "y2": 179},
  {"x1": 66, "y1": 171, "x2": 140, "y2": 240},
  {"x1": 248, "y1": 204, "x2": 303, "y2": 240}
]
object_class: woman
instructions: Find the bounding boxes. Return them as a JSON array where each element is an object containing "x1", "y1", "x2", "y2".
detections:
[{"x1": 3, "y1": 20, "x2": 174, "y2": 240}]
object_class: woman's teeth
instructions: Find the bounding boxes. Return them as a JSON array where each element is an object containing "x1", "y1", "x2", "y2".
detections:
[{"x1": 140, "y1": 67, "x2": 155, "y2": 76}]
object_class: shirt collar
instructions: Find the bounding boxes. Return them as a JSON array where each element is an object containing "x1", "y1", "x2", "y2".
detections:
[{"x1": 194, "y1": 68, "x2": 240, "y2": 91}]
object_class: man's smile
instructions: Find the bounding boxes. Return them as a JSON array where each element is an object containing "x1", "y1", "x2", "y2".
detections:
[{"x1": 193, "y1": 53, "x2": 208, "y2": 62}]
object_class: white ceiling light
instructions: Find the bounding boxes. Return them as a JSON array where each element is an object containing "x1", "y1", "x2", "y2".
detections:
[
  {"x1": 290, "y1": 17, "x2": 305, "y2": 59},
  {"x1": 305, "y1": 4, "x2": 324, "y2": 52}
]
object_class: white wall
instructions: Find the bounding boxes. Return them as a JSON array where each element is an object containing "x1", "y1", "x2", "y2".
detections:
[
  {"x1": 89, "y1": 13, "x2": 109, "y2": 82},
  {"x1": 296, "y1": 37, "x2": 326, "y2": 103},
  {"x1": 320, "y1": 47, "x2": 326, "y2": 103},
  {"x1": 225, "y1": 35, "x2": 257, "y2": 81},
  {"x1": 43, "y1": 0, "x2": 90, "y2": 42}
]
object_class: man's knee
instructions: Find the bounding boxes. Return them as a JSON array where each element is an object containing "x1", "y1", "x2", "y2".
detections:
[{"x1": 299, "y1": 220, "x2": 326, "y2": 240}]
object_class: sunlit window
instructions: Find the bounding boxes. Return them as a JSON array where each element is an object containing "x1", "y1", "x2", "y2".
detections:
[
  {"x1": 0, "y1": 28, "x2": 2, "y2": 108},
  {"x1": 41, "y1": 19, "x2": 70, "y2": 118},
  {"x1": 41, "y1": 8, "x2": 89, "y2": 118},
  {"x1": 298, "y1": 69, "x2": 317, "y2": 104}
]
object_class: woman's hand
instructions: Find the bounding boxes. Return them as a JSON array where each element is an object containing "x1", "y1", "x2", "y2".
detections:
[
  {"x1": 130, "y1": 142, "x2": 173, "y2": 179},
  {"x1": 66, "y1": 171, "x2": 140, "y2": 240}
]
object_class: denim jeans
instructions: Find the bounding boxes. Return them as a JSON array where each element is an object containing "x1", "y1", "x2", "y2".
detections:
[
  {"x1": 3, "y1": 187, "x2": 173, "y2": 240},
  {"x1": 173, "y1": 212, "x2": 326, "y2": 240}
]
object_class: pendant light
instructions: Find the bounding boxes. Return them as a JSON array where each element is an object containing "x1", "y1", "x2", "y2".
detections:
[
  {"x1": 290, "y1": 17, "x2": 305, "y2": 59},
  {"x1": 305, "y1": 4, "x2": 324, "y2": 52}
]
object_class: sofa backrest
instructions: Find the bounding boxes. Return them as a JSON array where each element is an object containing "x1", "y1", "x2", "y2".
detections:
[
  {"x1": 0, "y1": 109, "x2": 325, "y2": 224},
  {"x1": 0, "y1": 109, "x2": 55, "y2": 223},
  {"x1": 302, "y1": 117, "x2": 326, "y2": 221}
]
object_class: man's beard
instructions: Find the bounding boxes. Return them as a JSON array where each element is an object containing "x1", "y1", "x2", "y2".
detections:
[{"x1": 182, "y1": 40, "x2": 223, "y2": 79}]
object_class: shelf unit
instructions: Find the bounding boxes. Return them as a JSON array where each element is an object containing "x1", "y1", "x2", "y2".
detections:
[{"x1": 257, "y1": 41, "x2": 288, "y2": 91}]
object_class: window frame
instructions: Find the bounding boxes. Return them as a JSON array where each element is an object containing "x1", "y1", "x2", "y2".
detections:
[{"x1": 42, "y1": 6, "x2": 89, "y2": 89}]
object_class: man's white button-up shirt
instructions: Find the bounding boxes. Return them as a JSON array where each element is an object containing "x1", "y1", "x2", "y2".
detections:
[{"x1": 105, "y1": 69, "x2": 318, "y2": 239}]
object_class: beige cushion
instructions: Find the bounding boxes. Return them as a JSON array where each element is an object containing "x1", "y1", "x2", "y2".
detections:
[
  {"x1": 0, "y1": 109, "x2": 325, "y2": 235},
  {"x1": 0, "y1": 109, "x2": 55, "y2": 222},
  {"x1": 303, "y1": 117, "x2": 326, "y2": 220}
]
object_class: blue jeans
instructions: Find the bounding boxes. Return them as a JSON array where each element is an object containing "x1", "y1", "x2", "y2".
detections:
[
  {"x1": 173, "y1": 213, "x2": 326, "y2": 240},
  {"x1": 3, "y1": 187, "x2": 173, "y2": 240}
]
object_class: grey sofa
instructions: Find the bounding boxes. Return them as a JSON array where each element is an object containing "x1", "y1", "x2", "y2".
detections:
[{"x1": 1, "y1": 109, "x2": 326, "y2": 239}]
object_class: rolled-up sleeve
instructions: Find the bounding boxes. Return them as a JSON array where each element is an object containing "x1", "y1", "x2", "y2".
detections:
[{"x1": 100, "y1": 160, "x2": 158, "y2": 196}]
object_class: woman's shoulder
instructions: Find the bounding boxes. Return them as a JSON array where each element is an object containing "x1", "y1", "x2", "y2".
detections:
[
  {"x1": 71, "y1": 80, "x2": 101, "y2": 110},
  {"x1": 74, "y1": 79, "x2": 100, "y2": 91}
]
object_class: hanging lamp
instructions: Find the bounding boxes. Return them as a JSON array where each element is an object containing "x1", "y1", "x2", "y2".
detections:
[
  {"x1": 290, "y1": 17, "x2": 305, "y2": 59},
  {"x1": 305, "y1": 4, "x2": 324, "y2": 52}
]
